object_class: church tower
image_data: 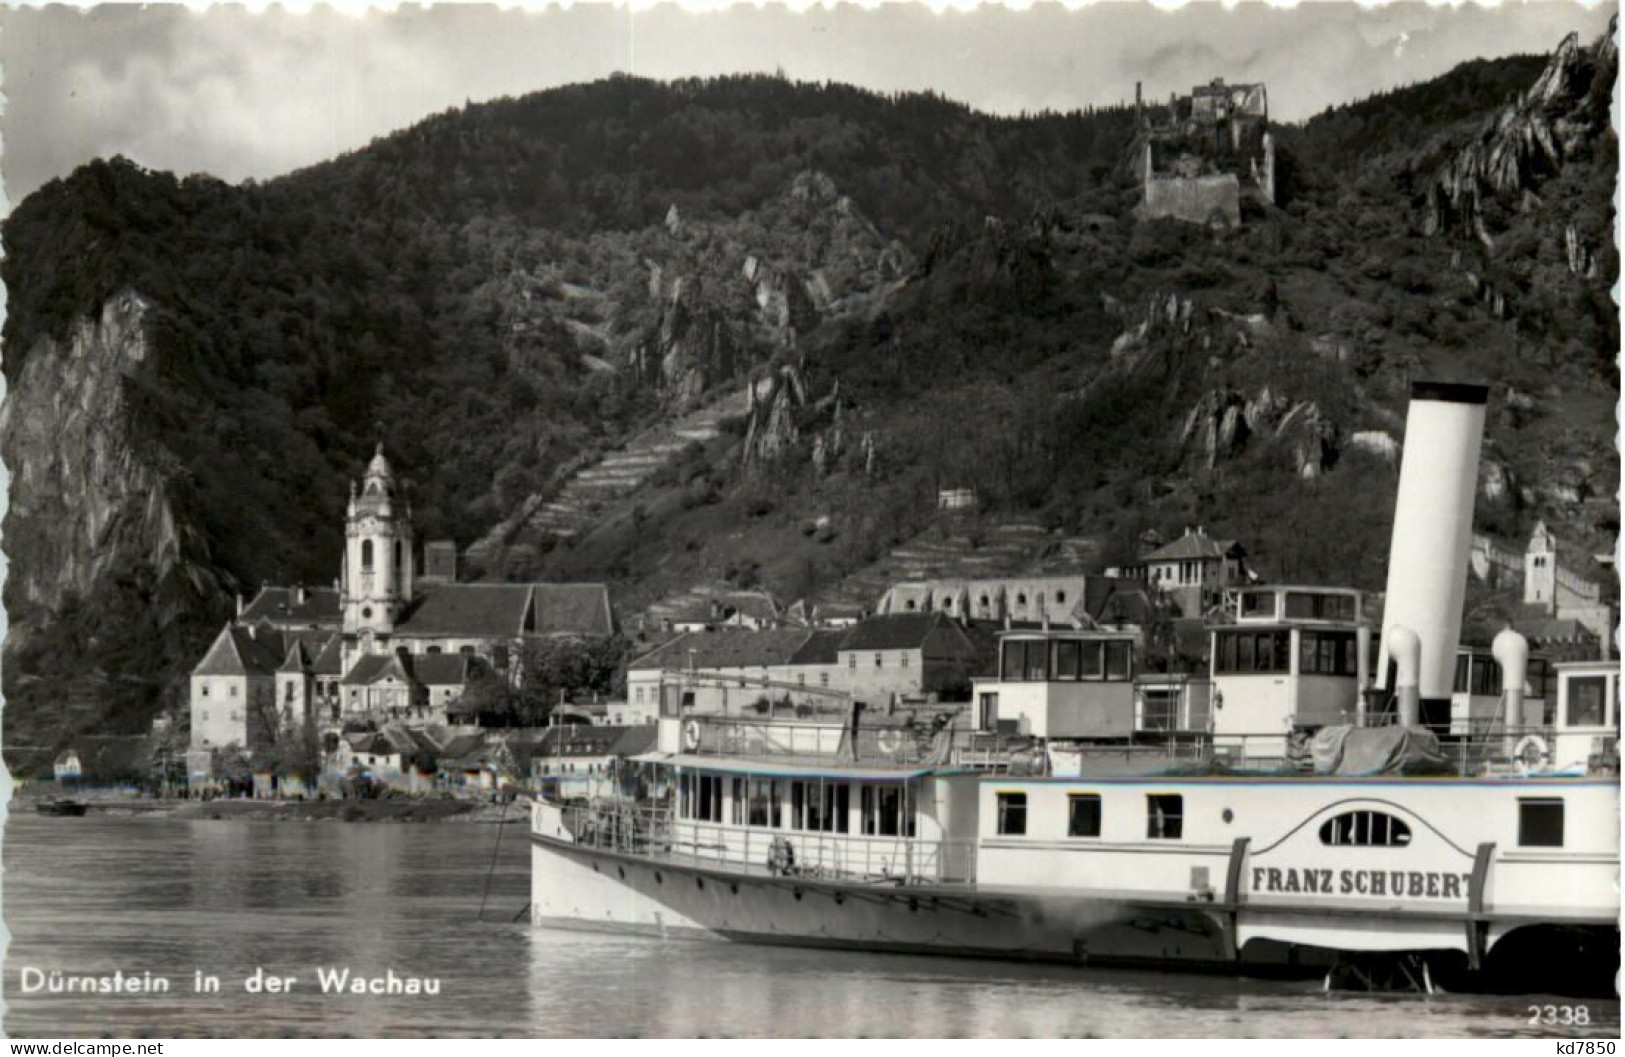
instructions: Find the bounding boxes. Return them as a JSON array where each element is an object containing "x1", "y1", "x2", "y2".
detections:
[
  {"x1": 1525, "y1": 520, "x2": 1557, "y2": 612},
  {"x1": 342, "y1": 444, "x2": 416, "y2": 655}
]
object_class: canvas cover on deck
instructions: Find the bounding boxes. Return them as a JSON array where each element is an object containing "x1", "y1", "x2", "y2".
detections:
[{"x1": 1309, "y1": 725, "x2": 1451, "y2": 776}]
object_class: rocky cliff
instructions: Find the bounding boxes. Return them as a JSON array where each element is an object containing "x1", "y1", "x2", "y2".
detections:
[{"x1": 1, "y1": 291, "x2": 224, "y2": 628}]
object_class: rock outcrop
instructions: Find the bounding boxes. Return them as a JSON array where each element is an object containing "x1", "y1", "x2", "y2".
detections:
[
  {"x1": 741, "y1": 364, "x2": 809, "y2": 465},
  {"x1": 1424, "y1": 19, "x2": 1616, "y2": 245},
  {"x1": 1179, "y1": 386, "x2": 1338, "y2": 477},
  {"x1": 1, "y1": 291, "x2": 226, "y2": 639},
  {"x1": 633, "y1": 279, "x2": 748, "y2": 408}
]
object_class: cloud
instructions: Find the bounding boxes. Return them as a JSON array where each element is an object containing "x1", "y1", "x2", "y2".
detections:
[{"x1": 1, "y1": 1, "x2": 1614, "y2": 203}]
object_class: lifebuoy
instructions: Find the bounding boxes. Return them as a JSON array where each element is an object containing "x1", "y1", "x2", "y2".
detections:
[
  {"x1": 1513, "y1": 734, "x2": 1549, "y2": 773},
  {"x1": 682, "y1": 719, "x2": 701, "y2": 753},
  {"x1": 875, "y1": 729, "x2": 902, "y2": 755}
]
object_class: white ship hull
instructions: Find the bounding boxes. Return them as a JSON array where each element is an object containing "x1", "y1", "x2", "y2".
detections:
[{"x1": 529, "y1": 777, "x2": 1621, "y2": 988}]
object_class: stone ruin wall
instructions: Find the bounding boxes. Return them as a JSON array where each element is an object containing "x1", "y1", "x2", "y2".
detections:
[{"x1": 1143, "y1": 173, "x2": 1241, "y2": 228}]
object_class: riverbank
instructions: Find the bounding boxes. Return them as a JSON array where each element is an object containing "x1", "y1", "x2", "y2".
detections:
[
  {"x1": 20, "y1": 795, "x2": 522, "y2": 824},
  {"x1": 166, "y1": 799, "x2": 520, "y2": 823}
]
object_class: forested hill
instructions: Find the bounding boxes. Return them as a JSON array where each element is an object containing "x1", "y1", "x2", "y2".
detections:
[{"x1": 2, "y1": 27, "x2": 1617, "y2": 758}]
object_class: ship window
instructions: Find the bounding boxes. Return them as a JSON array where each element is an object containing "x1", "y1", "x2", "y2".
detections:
[
  {"x1": 730, "y1": 777, "x2": 746, "y2": 825},
  {"x1": 1104, "y1": 641, "x2": 1132, "y2": 681},
  {"x1": 1067, "y1": 794, "x2": 1102, "y2": 838},
  {"x1": 1078, "y1": 641, "x2": 1104, "y2": 680},
  {"x1": 1300, "y1": 632, "x2": 1358, "y2": 676},
  {"x1": 792, "y1": 781, "x2": 849, "y2": 833},
  {"x1": 748, "y1": 779, "x2": 779, "y2": 828},
  {"x1": 1146, "y1": 794, "x2": 1183, "y2": 840},
  {"x1": 861, "y1": 785, "x2": 909, "y2": 837},
  {"x1": 1002, "y1": 640, "x2": 1048, "y2": 682},
  {"x1": 1215, "y1": 631, "x2": 1291, "y2": 674},
  {"x1": 1284, "y1": 592, "x2": 1355, "y2": 622},
  {"x1": 1565, "y1": 677, "x2": 1608, "y2": 728},
  {"x1": 686, "y1": 774, "x2": 722, "y2": 823},
  {"x1": 1319, "y1": 810, "x2": 1411, "y2": 847},
  {"x1": 996, "y1": 792, "x2": 1027, "y2": 836},
  {"x1": 1518, "y1": 798, "x2": 1564, "y2": 847},
  {"x1": 1054, "y1": 640, "x2": 1082, "y2": 680}
]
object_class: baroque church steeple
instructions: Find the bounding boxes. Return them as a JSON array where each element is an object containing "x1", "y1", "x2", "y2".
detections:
[{"x1": 342, "y1": 443, "x2": 415, "y2": 650}]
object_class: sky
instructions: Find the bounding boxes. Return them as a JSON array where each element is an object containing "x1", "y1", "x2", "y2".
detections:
[{"x1": 0, "y1": 1, "x2": 1615, "y2": 204}]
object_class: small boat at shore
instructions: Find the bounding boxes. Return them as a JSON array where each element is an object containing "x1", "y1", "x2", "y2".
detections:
[{"x1": 35, "y1": 798, "x2": 89, "y2": 817}]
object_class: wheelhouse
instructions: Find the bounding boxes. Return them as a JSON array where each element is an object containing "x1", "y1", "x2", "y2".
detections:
[{"x1": 1210, "y1": 586, "x2": 1371, "y2": 762}]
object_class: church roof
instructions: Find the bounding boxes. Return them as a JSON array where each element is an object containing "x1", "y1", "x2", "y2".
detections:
[
  {"x1": 396, "y1": 583, "x2": 615, "y2": 639},
  {"x1": 240, "y1": 586, "x2": 341, "y2": 628},
  {"x1": 398, "y1": 585, "x2": 534, "y2": 638},
  {"x1": 413, "y1": 653, "x2": 476, "y2": 686},
  {"x1": 529, "y1": 583, "x2": 617, "y2": 636}
]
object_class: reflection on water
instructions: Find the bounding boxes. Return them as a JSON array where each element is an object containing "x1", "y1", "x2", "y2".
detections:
[{"x1": 3, "y1": 815, "x2": 1616, "y2": 1038}]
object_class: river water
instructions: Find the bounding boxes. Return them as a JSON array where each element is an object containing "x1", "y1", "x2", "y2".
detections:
[{"x1": 2, "y1": 813, "x2": 1616, "y2": 1038}]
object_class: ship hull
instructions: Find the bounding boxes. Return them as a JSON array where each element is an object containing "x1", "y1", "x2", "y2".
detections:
[
  {"x1": 530, "y1": 828, "x2": 1619, "y2": 991},
  {"x1": 530, "y1": 831, "x2": 1314, "y2": 971}
]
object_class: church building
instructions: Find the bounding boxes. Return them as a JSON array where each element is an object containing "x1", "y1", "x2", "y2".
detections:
[{"x1": 187, "y1": 445, "x2": 617, "y2": 756}]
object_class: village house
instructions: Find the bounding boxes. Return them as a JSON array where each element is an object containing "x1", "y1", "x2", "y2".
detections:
[
  {"x1": 626, "y1": 628, "x2": 837, "y2": 715},
  {"x1": 835, "y1": 612, "x2": 993, "y2": 706},
  {"x1": 1114, "y1": 526, "x2": 1250, "y2": 618},
  {"x1": 532, "y1": 724, "x2": 658, "y2": 799}
]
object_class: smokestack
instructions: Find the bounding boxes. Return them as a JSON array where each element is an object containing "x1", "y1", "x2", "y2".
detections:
[
  {"x1": 1377, "y1": 381, "x2": 1488, "y2": 729},
  {"x1": 1386, "y1": 626, "x2": 1421, "y2": 727},
  {"x1": 1493, "y1": 628, "x2": 1529, "y2": 752}
]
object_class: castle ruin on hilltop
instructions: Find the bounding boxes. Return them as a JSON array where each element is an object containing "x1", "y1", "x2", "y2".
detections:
[{"x1": 1136, "y1": 78, "x2": 1275, "y2": 228}]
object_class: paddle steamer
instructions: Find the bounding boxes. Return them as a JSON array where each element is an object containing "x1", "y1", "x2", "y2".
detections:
[{"x1": 529, "y1": 382, "x2": 1619, "y2": 992}]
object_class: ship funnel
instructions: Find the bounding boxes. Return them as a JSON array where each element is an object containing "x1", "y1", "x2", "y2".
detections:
[
  {"x1": 1376, "y1": 381, "x2": 1488, "y2": 728},
  {"x1": 1386, "y1": 625, "x2": 1422, "y2": 727},
  {"x1": 1493, "y1": 627, "x2": 1529, "y2": 749}
]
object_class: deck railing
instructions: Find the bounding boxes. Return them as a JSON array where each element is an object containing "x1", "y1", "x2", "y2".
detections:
[{"x1": 554, "y1": 799, "x2": 977, "y2": 884}]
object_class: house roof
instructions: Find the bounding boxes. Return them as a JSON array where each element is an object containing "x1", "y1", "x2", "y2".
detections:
[
  {"x1": 276, "y1": 632, "x2": 340, "y2": 675},
  {"x1": 789, "y1": 629, "x2": 847, "y2": 665},
  {"x1": 537, "y1": 724, "x2": 628, "y2": 758},
  {"x1": 311, "y1": 635, "x2": 346, "y2": 676},
  {"x1": 610, "y1": 726, "x2": 659, "y2": 757},
  {"x1": 239, "y1": 586, "x2": 342, "y2": 627},
  {"x1": 341, "y1": 651, "x2": 478, "y2": 687},
  {"x1": 278, "y1": 640, "x2": 315, "y2": 675},
  {"x1": 1512, "y1": 615, "x2": 1598, "y2": 644},
  {"x1": 839, "y1": 612, "x2": 969, "y2": 652},
  {"x1": 1073, "y1": 579, "x2": 1158, "y2": 627},
  {"x1": 193, "y1": 624, "x2": 285, "y2": 677},
  {"x1": 629, "y1": 628, "x2": 816, "y2": 672},
  {"x1": 395, "y1": 583, "x2": 615, "y2": 639},
  {"x1": 341, "y1": 653, "x2": 411, "y2": 686},
  {"x1": 1140, "y1": 531, "x2": 1242, "y2": 563}
]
